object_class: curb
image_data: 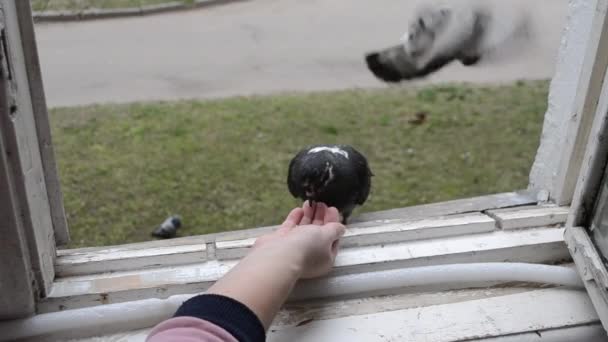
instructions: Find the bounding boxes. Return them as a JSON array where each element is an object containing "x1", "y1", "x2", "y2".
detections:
[{"x1": 32, "y1": 0, "x2": 246, "y2": 22}]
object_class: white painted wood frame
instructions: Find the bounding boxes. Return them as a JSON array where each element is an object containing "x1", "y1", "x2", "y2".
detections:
[
  {"x1": 0, "y1": 70, "x2": 36, "y2": 320},
  {"x1": 554, "y1": 0, "x2": 608, "y2": 332},
  {"x1": 215, "y1": 207, "x2": 569, "y2": 261},
  {"x1": 42, "y1": 208, "x2": 569, "y2": 314},
  {"x1": 488, "y1": 205, "x2": 569, "y2": 230},
  {"x1": 267, "y1": 289, "x2": 599, "y2": 342},
  {"x1": 552, "y1": 0, "x2": 608, "y2": 206},
  {"x1": 0, "y1": 0, "x2": 57, "y2": 302},
  {"x1": 565, "y1": 227, "x2": 608, "y2": 331},
  {"x1": 53, "y1": 191, "x2": 537, "y2": 277},
  {"x1": 52, "y1": 192, "x2": 536, "y2": 275},
  {"x1": 14, "y1": 1, "x2": 69, "y2": 245},
  {"x1": 529, "y1": 0, "x2": 608, "y2": 206}
]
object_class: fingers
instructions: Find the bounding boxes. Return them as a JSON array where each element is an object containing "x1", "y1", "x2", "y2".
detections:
[
  {"x1": 324, "y1": 206, "x2": 340, "y2": 224},
  {"x1": 323, "y1": 222, "x2": 346, "y2": 259},
  {"x1": 301, "y1": 201, "x2": 335, "y2": 225},
  {"x1": 300, "y1": 202, "x2": 339, "y2": 226},
  {"x1": 280, "y1": 207, "x2": 304, "y2": 231},
  {"x1": 313, "y1": 203, "x2": 327, "y2": 225},
  {"x1": 300, "y1": 201, "x2": 314, "y2": 225}
]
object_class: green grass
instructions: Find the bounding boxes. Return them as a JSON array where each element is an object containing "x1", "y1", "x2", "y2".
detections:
[
  {"x1": 30, "y1": 0, "x2": 193, "y2": 12},
  {"x1": 50, "y1": 81, "x2": 549, "y2": 248}
]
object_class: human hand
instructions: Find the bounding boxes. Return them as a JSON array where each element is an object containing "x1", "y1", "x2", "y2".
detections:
[{"x1": 253, "y1": 201, "x2": 346, "y2": 279}]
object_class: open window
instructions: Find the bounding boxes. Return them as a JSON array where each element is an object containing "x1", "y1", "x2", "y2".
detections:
[
  {"x1": 0, "y1": 0, "x2": 67, "y2": 319},
  {"x1": 3, "y1": 0, "x2": 608, "y2": 341}
]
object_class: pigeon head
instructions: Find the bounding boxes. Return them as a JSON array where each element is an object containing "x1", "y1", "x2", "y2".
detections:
[{"x1": 300, "y1": 161, "x2": 335, "y2": 202}]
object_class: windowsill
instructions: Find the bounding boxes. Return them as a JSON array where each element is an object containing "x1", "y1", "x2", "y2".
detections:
[
  {"x1": 1, "y1": 191, "x2": 591, "y2": 342},
  {"x1": 43, "y1": 191, "x2": 568, "y2": 314},
  {"x1": 55, "y1": 191, "x2": 539, "y2": 276}
]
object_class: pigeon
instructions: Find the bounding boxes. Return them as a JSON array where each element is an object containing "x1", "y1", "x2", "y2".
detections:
[
  {"x1": 365, "y1": 0, "x2": 532, "y2": 83},
  {"x1": 287, "y1": 144, "x2": 373, "y2": 223},
  {"x1": 151, "y1": 215, "x2": 182, "y2": 239}
]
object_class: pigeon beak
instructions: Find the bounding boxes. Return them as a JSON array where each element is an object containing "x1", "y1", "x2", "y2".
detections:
[
  {"x1": 304, "y1": 191, "x2": 315, "y2": 210},
  {"x1": 305, "y1": 195, "x2": 314, "y2": 207}
]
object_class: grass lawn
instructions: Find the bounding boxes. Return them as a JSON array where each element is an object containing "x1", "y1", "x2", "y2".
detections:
[
  {"x1": 50, "y1": 81, "x2": 549, "y2": 248},
  {"x1": 30, "y1": 0, "x2": 192, "y2": 12}
]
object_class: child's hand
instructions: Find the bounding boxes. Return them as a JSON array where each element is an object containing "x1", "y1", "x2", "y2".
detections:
[
  {"x1": 254, "y1": 201, "x2": 346, "y2": 279},
  {"x1": 206, "y1": 203, "x2": 346, "y2": 329}
]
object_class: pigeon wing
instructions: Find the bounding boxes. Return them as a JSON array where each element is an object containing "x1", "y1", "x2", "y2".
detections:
[
  {"x1": 340, "y1": 145, "x2": 372, "y2": 205},
  {"x1": 287, "y1": 147, "x2": 310, "y2": 198}
]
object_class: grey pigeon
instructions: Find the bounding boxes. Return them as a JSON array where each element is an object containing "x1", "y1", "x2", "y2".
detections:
[{"x1": 152, "y1": 216, "x2": 182, "y2": 239}]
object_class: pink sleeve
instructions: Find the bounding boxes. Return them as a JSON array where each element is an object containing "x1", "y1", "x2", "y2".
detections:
[{"x1": 146, "y1": 316, "x2": 238, "y2": 342}]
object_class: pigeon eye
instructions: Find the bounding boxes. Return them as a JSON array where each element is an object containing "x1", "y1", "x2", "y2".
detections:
[{"x1": 418, "y1": 18, "x2": 425, "y2": 29}]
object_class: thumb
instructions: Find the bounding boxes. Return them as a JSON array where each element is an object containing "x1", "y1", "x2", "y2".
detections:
[{"x1": 321, "y1": 222, "x2": 346, "y2": 242}]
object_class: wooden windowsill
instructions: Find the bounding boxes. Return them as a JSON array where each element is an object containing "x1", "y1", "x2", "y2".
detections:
[{"x1": 43, "y1": 191, "x2": 569, "y2": 314}]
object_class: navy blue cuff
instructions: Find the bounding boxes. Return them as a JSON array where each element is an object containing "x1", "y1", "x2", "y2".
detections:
[{"x1": 174, "y1": 294, "x2": 266, "y2": 342}]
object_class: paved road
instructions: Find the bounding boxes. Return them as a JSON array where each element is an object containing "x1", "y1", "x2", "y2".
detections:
[{"x1": 34, "y1": 0, "x2": 569, "y2": 107}]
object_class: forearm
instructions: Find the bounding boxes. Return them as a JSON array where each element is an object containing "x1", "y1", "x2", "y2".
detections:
[{"x1": 206, "y1": 245, "x2": 303, "y2": 329}]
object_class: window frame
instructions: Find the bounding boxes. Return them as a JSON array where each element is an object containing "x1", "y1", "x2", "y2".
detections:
[
  {"x1": 1, "y1": 0, "x2": 607, "y2": 331},
  {"x1": 0, "y1": 56, "x2": 36, "y2": 320},
  {"x1": 563, "y1": 10, "x2": 608, "y2": 326},
  {"x1": 14, "y1": 1, "x2": 69, "y2": 246},
  {"x1": 0, "y1": 0, "x2": 62, "y2": 315}
]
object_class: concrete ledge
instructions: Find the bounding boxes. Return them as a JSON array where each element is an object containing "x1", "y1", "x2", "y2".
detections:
[{"x1": 32, "y1": 0, "x2": 248, "y2": 22}]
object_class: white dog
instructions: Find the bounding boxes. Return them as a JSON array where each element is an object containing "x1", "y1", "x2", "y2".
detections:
[{"x1": 365, "y1": 0, "x2": 532, "y2": 82}]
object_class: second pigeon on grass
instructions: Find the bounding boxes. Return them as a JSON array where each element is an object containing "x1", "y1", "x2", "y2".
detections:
[{"x1": 287, "y1": 144, "x2": 373, "y2": 223}]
